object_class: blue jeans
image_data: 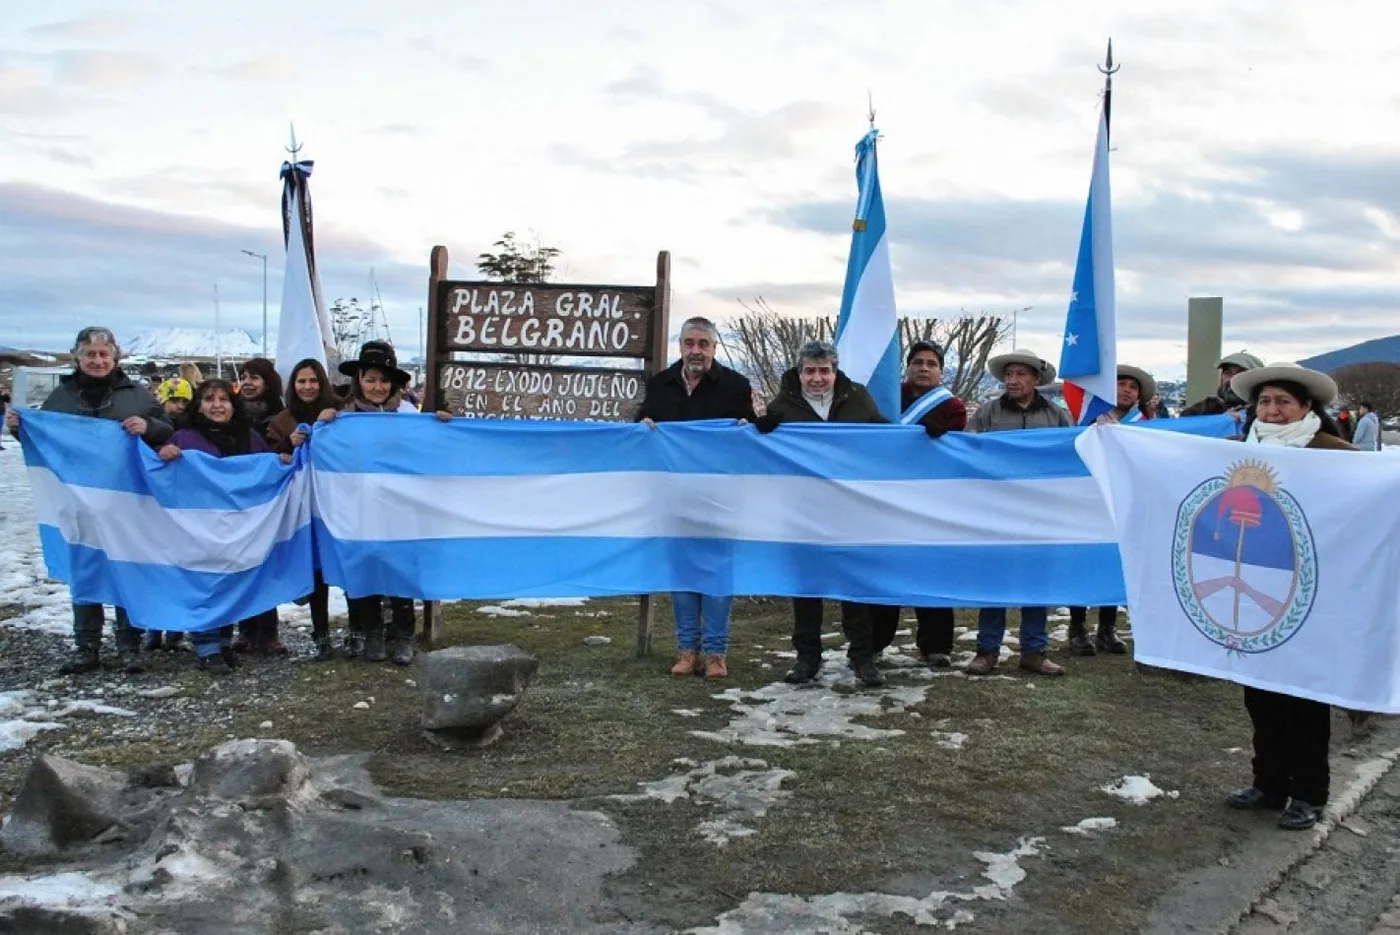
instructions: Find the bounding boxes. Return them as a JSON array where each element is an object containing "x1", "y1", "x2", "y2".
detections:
[
  {"x1": 977, "y1": 607, "x2": 1049, "y2": 654},
  {"x1": 191, "y1": 626, "x2": 233, "y2": 658},
  {"x1": 672, "y1": 592, "x2": 733, "y2": 655}
]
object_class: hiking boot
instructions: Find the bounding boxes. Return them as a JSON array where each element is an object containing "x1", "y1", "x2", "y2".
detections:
[
  {"x1": 1226, "y1": 786, "x2": 1286, "y2": 811},
  {"x1": 1278, "y1": 799, "x2": 1321, "y2": 830},
  {"x1": 703, "y1": 654, "x2": 728, "y2": 679},
  {"x1": 1067, "y1": 620, "x2": 1097, "y2": 657},
  {"x1": 343, "y1": 635, "x2": 364, "y2": 659},
  {"x1": 118, "y1": 649, "x2": 146, "y2": 674},
  {"x1": 1095, "y1": 622, "x2": 1128, "y2": 655},
  {"x1": 391, "y1": 639, "x2": 415, "y2": 666},
  {"x1": 309, "y1": 638, "x2": 334, "y2": 663},
  {"x1": 671, "y1": 650, "x2": 702, "y2": 677},
  {"x1": 164, "y1": 633, "x2": 186, "y2": 652},
  {"x1": 264, "y1": 639, "x2": 289, "y2": 657},
  {"x1": 142, "y1": 631, "x2": 163, "y2": 653},
  {"x1": 197, "y1": 653, "x2": 232, "y2": 674},
  {"x1": 59, "y1": 645, "x2": 101, "y2": 675},
  {"x1": 230, "y1": 635, "x2": 251, "y2": 653},
  {"x1": 364, "y1": 631, "x2": 388, "y2": 663},
  {"x1": 922, "y1": 653, "x2": 952, "y2": 669},
  {"x1": 852, "y1": 658, "x2": 886, "y2": 687},
  {"x1": 1018, "y1": 652, "x2": 1065, "y2": 676},
  {"x1": 965, "y1": 652, "x2": 999, "y2": 676},
  {"x1": 783, "y1": 656, "x2": 821, "y2": 684}
]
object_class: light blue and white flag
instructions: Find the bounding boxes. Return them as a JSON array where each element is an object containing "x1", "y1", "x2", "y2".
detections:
[
  {"x1": 835, "y1": 129, "x2": 901, "y2": 420},
  {"x1": 1078, "y1": 425, "x2": 1400, "y2": 712},
  {"x1": 1059, "y1": 98, "x2": 1117, "y2": 425},
  {"x1": 21, "y1": 411, "x2": 314, "y2": 631},
  {"x1": 275, "y1": 160, "x2": 336, "y2": 390}
]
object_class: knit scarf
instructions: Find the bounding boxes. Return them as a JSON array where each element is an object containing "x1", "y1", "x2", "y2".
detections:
[
  {"x1": 1246, "y1": 411, "x2": 1320, "y2": 448},
  {"x1": 73, "y1": 370, "x2": 117, "y2": 410},
  {"x1": 191, "y1": 416, "x2": 252, "y2": 457},
  {"x1": 344, "y1": 391, "x2": 404, "y2": 413}
]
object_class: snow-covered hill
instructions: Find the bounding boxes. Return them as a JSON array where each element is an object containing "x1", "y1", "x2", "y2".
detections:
[{"x1": 124, "y1": 328, "x2": 276, "y2": 360}]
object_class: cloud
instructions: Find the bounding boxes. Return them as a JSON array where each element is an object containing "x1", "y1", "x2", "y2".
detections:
[
  {"x1": 209, "y1": 54, "x2": 294, "y2": 82},
  {"x1": 54, "y1": 50, "x2": 159, "y2": 91},
  {"x1": 27, "y1": 14, "x2": 133, "y2": 40},
  {"x1": 0, "y1": 183, "x2": 425, "y2": 350}
]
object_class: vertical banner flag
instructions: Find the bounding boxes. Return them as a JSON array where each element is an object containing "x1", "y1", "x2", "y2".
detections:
[
  {"x1": 834, "y1": 129, "x2": 901, "y2": 420},
  {"x1": 1077, "y1": 425, "x2": 1400, "y2": 713},
  {"x1": 1059, "y1": 90, "x2": 1117, "y2": 425},
  {"x1": 275, "y1": 159, "x2": 337, "y2": 389}
]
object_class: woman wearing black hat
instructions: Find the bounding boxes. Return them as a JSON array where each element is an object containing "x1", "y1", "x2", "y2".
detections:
[{"x1": 315, "y1": 342, "x2": 448, "y2": 665}]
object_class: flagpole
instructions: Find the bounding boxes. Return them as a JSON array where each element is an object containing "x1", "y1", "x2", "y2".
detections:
[{"x1": 1099, "y1": 39, "x2": 1118, "y2": 136}]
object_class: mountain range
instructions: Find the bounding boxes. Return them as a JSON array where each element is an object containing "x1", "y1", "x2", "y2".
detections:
[{"x1": 1298, "y1": 334, "x2": 1400, "y2": 373}]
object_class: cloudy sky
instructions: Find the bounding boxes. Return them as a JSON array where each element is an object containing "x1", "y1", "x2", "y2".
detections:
[{"x1": 3, "y1": 0, "x2": 1398, "y2": 377}]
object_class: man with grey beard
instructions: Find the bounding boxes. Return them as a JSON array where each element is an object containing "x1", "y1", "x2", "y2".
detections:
[{"x1": 638, "y1": 317, "x2": 757, "y2": 680}]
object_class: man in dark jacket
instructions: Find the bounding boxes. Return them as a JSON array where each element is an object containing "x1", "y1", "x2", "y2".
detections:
[
  {"x1": 755, "y1": 340, "x2": 888, "y2": 687},
  {"x1": 869, "y1": 341, "x2": 966, "y2": 669},
  {"x1": 1180, "y1": 351, "x2": 1263, "y2": 416},
  {"x1": 5, "y1": 326, "x2": 172, "y2": 676},
  {"x1": 638, "y1": 316, "x2": 756, "y2": 680}
]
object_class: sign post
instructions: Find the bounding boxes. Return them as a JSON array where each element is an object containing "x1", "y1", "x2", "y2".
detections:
[{"x1": 419, "y1": 246, "x2": 672, "y2": 654}]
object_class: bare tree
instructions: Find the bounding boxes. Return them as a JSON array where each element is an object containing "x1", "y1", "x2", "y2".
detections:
[
  {"x1": 476, "y1": 230, "x2": 562, "y2": 366},
  {"x1": 1334, "y1": 362, "x2": 1400, "y2": 419},
  {"x1": 723, "y1": 297, "x2": 1007, "y2": 403}
]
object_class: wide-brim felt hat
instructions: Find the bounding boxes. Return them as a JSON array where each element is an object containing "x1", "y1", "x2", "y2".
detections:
[
  {"x1": 987, "y1": 348, "x2": 1057, "y2": 386},
  {"x1": 1230, "y1": 362, "x2": 1337, "y2": 407},
  {"x1": 1117, "y1": 364, "x2": 1157, "y2": 403},
  {"x1": 338, "y1": 340, "x2": 411, "y2": 386}
]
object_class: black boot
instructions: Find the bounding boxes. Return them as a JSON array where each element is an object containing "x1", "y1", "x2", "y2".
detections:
[
  {"x1": 364, "y1": 627, "x2": 387, "y2": 663},
  {"x1": 1095, "y1": 621, "x2": 1128, "y2": 655},
  {"x1": 59, "y1": 644, "x2": 101, "y2": 675},
  {"x1": 783, "y1": 655, "x2": 821, "y2": 684},
  {"x1": 851, "y1": 657, "x2": 886, "y2": 687},
  {"x1": 310, "y1": 637, "x2": 334, "y2": 663},
  {"x1": 390, "y1": 599, "x2": 415, "y2": 665},
  {"x1": 1067, "y1": 618, "x2": 1097, "y2": 657},
  {"x1": 141, "y1": 631, "x2": 163, "y2": 652}
]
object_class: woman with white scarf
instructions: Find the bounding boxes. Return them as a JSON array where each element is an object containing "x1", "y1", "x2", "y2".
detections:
[{"x1": 1225, "y1": 362, "x2": 1355, "y2": 831}]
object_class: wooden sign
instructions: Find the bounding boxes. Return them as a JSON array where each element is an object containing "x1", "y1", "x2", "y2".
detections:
[
  {"x1": 437, "y1": 361, "x2": 647, "y2": 422},
  {"x1": 420, "y1": 246, "x2": 672, "y2": 656}
]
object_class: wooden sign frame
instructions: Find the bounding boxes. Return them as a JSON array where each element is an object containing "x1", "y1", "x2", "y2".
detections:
[{"x1": 419, "y1": 246, "x2": 672, "y2": 655}]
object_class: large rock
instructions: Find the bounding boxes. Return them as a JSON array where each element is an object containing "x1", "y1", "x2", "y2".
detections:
[
  {"x1": 1, "y1": 755, "x2": 129, "y2": 857},
  {"x1": 189, "y1": 738, "x2": 310, "y2": 801},
  {"x1": 420, "y1": 644, "x2": 539, "y2": 747}
]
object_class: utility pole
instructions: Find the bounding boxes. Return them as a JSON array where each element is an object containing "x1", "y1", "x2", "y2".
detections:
[
  {"x1": 241, "y1": 250, "x2": 269, "y2": 356},
  {"x1": 213, "y1": 283, "x2": 223, "y2": 378}
]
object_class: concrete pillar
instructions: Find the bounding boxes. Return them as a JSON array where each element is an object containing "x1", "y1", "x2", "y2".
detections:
[{"x1": 1186, "y1": 297, "x2": 1223, "y2": 407}]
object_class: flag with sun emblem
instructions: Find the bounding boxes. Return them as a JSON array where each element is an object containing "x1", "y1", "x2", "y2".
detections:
[{"x1": 1077, "y1": 425, "x2": 1400, "y2": 712}]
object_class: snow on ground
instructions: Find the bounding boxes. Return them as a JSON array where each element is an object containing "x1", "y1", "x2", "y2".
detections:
[
  {"x1": 475, "y1": 605, "x2": 531, "y2": 618},
  {"x1": 1062, "y1": 817, "x2": 1118, "y2": 835},
  {"x1": 1101, "y1": 775, "x2": 1179, "y2": 805},
  {"x1": 0, "y1": 869, "x2": 120, "y2": 906},
  {"x1": 685, "y1": 837, "x2": 1045, "y2": 933},
  {"x1": 612, "y1": 756, "x2": 795, "y2": 846},
  {"x1": 0, "y1": 689, "x2": 138, "y2": 753},
  {"x1": 499, "y1": 597, "x2": 589, "y2": 608}
]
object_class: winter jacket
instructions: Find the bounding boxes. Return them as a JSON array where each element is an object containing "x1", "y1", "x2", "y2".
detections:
[
  {"x1": 167, "y1": 427, "x2": 270, "y2": 458},
  {"x1": 637, "y1": 360, "x2": 757, "y2": 423},
  {"x1": 764, "y1": 368, "x2": 888, "y2": 424},
  {"x1": 1352, "y1": 412, "x2": 1381, "y2": 451},
  {"x1": 900, "y1": 383, "x2": 967, "y2": 432},
  {"x1": 36, "y1": 370, "x2": 172, "y2": 445},
  {"x1": 967, "y1": 392, "x2": 1070, "y2": 433},
  {"x1": 266, "y1": 409, "x2": 300, "y2": 455}
]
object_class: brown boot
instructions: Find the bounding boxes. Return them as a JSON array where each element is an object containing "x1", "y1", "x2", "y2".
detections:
[
  {"x1": 1019, "y1": 652, "x2": 1065, "y2": 676},
  {"x1": 670, "y1": 650, "x2": 701, "y2": 677},
  {"x1": 704, "y1": 654, "x2": 728, "y2": 679},
  {"x1": 965, "y1": 651, "x2": 999, "y2": 676}
]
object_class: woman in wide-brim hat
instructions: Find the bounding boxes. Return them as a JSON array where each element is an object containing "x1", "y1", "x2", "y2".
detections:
[
  {"x1": 1118, "y1": 364, "x2": 1157, "y2": 408},
  {"x1": 337, "y1": 340, "x2": 413, "y2": 404},
  {"x1": 1224, "y1": 360, "x2": 1355, "y2": 833},
  {"x1": 986, "y1": 348, "x2": 1057, "y2": 386}
]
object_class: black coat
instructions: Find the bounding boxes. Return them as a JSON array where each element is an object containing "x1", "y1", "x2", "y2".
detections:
[
  {"x1": 765, "y1": 368, "x2": 888, "y2": 424},
  {"x1": 37, "y1": 370, "x2": 172, "y2": 446},
  {"x1": 637, "y1": 360, "x2": 757, "y2": 423}
]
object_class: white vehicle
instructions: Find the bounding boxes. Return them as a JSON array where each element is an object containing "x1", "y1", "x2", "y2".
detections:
[{"x1": 11, "y1": 366, "x2": 70, "y2": 409}]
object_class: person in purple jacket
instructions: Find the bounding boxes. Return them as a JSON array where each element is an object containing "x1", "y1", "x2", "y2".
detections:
[{"x1": 157, "y1": 379, "x2": 289, "y2": 672}]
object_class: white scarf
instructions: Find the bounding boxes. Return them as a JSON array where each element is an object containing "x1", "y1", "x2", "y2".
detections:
[
  {"x1": 803, "y1": 391, "x2": 833, "y2": 421},
  {"x1": 1246, "y1": 411, "x2": 1320, "y2": 448}
]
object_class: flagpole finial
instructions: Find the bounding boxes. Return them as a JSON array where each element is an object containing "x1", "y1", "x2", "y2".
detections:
[
  {"x1": 1098, "y1": 39, "x2": 1119, "y2": 85},
  {"x1": 866, "y1": 90, "x2": 877, "y2": 131},
  {"x1": 287, "y1": 122, "x2": 302, "y2": 159}
]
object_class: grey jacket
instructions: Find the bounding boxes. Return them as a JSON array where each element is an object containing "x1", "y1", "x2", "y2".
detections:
[
  {"x1": 38, "y1": 371, "x2": 173, "y2": 445},
  {"x1": 968, "y1": 392, "x2": 1072, "y2": 433},
  {"x1": 1353, "y1": 411, "x2": 1381, "y2": 451}
]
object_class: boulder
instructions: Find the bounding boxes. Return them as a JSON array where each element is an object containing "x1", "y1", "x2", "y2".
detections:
[
  {"x1": 2, "y1": 755, "x2": 129, "y2": 857},
  {"x1": 420, "y1": 644, "x2": 539, "y2": 748},
  {"x1": 189, "y1": 739, "x2": 310, "y2": 801}
]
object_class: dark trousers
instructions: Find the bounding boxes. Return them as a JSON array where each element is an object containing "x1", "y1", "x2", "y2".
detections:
[
  {"x1": 791, "y1": 598, "x2": 874, "y2": 663},
  {"x1": 307, "y1": 571, "x2": 330, "y2": 641},
  {"x1": 72, "y1": 603, "x2": 137, "y2": 651},
  {"x1": 348, "y1": 595, "x2": 415, "y2": 639},
  {"x1": 238, "y1": 609, "x2": 280, "y2": 647},
  {"x1": 868, "y1": 605, "x2": 955, "y2": 656},
  {"x1": 1244, "y1": 686, "x2": 1331, "y2": 806},
  {"x1": 1069, "y1": 606, "x2": 1119, "y2": 628}
]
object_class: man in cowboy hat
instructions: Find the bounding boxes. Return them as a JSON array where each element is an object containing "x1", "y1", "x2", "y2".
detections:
[
  {"x1": 1180, "y1": 351, "x2": 1263, "y2": 417},
  {"x1": 966, "y1": 348, "x2": 1068, "y2": 677}
]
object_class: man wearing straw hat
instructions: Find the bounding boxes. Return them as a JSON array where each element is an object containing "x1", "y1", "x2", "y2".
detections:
[{"x1": 967, "y1": 348, "x2": 1069, "y2": 676}]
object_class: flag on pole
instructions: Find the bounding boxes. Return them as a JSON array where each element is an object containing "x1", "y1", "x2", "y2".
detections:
[
  {"x1": 275, "y1": 159, "x2": 336, "y2": 389},
  {"x1": 1059, "y1": 93, "x2": 1117, "y2": 425},
  {"x1": 835, "y1": 129, "x2": 901, "y2": 420}
]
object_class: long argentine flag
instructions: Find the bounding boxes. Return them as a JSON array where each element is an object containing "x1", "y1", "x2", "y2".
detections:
[
  {"x1": 20, "y1": 411, "x2": 314, "y2": 631},
  {"x1": 1058, "y1": 99, "x2": 1117, "y2": 425},
  {"x1": 23, "y1": 410, "x2": 1236, "y2": 623},
  {"x1": 834, "y1": 129, "x2": 901, "y2": 420}
]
